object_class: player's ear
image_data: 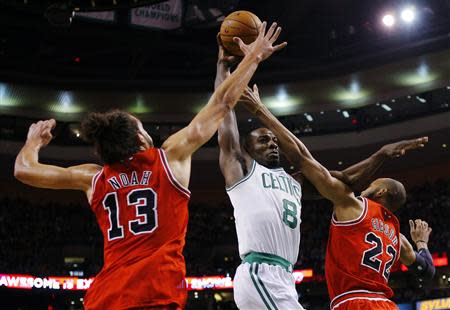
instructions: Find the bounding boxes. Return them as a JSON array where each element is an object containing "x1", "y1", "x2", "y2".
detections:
[
  {"x1": 375, "y1": 188, "x2": 387, "y2": 198},
  {"x1": 137, "y1": 132, "x2": 148, "y2": 148}
]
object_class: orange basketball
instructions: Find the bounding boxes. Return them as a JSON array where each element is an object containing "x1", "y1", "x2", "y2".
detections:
[{"x1": 219, "y1": 11, "x2": 262, "y2": 56}]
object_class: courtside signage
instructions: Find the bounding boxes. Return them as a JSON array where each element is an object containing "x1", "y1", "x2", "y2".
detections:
[
  {"x1": 416, "y1": 298, "x2": 450, "y2": 310},
  {"x1": 0, "y1": 274, "x2": 94, "y2": 290},
  {"x1": 0, "y1": 269, "x2": 313, "y2": 291}
]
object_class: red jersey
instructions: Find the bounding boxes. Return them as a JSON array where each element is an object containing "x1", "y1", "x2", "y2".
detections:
[
  {"x1": 84, "y1": 148, "x2": 190, "y2": 310},
  {"x1": 325, "y1": 197, "x2": 401, "y2": 310}
]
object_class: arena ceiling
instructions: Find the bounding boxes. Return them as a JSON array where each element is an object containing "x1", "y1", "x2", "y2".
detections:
[{"x1": 0, "y1": 0, "x2": 450, "y2": 121}]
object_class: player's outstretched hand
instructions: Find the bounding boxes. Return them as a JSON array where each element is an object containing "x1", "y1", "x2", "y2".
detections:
[
  {"x1": 380, "y1": 136, "x2": 428, "y2": 158},
  {"x1": 217, "y1": 33, "x2": 238, "y2": 68},
  {"x1": 26, "y1": 119, "x2": 56, "y2": 148},
  {"x1": 409, "y1": 219, "x2": 432, "y2": 246},
  {"x1": 234, "y1": 21, "x2": 287, "y2": 62},
  {"x1": 240, "y1": 84, "x2": 264, "y2": 114}
]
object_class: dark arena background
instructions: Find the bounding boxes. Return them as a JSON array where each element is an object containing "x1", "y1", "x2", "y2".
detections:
[{"x1": 0, "y1": 0, "x2": 450, "y2": 309}]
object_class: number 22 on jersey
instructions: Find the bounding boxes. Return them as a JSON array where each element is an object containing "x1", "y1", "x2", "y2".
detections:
[{"x1": 361, "y1": 232, "x2": 397, "y2": 280}]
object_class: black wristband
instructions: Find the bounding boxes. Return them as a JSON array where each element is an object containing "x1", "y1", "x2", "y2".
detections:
[{"x1": 410, "y1": 249, "x2": 435, "y2": 282}]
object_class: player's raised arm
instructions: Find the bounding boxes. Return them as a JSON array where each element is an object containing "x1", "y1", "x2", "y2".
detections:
[
  {"x1": 331, "y1": 137, "x2": 428, "y2": 192},
  {"x1": 215, "y1": 37, "x2": 252, "y2": 187},
  {"x1": 14, "y1": 119, "x2": 101, "y2": 199},
  {"x1": 241, "y1": 87, "x2": 428, "y2": 199},
  {"x1": 162, "y1": 22, "x2": 287, "y2": 188},
  {"x1": 241, "y1": 90, "x2": 358, "y2": 208},
  {"x1": 400, "y1": 220, "x2": 435, "y2": 282}
]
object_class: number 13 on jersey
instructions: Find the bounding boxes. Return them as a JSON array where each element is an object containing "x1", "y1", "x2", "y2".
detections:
[{"x1": 103, "y1": 188, "x2": 158, "y2": 241}]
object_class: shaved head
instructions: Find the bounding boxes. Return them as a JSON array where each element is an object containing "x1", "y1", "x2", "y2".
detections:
[{"x1": 361, "y1": 178, "x2": 406, "y2": 211}]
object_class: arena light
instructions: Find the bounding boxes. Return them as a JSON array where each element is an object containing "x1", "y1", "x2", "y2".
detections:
[
  {"x1": 49, "y1": 91, "x2": 82, "y2": 113},
  {"x1": 304, "y1": 113, "x2": 313, "y2": 122},
  {"x1": 342, "y1": 111, "x2": 350, "y2": 118},
  {"x1": 276, "y1": 87, "x2": 288, "y2": 102},
  {"x1": 0, "y1": 83, "x2": 19, "y2": 107},
  {"x1": 381, "y1": 104, "x2": 392, "y2": 111},
  {"x1": 382, "y1": 14, "x2": 396, "y2": 27},
  {"x1": 60, "y1": 91, "x2": 72, "y2": 108},
  {"x1": 332, "y1": 88, "x2": 369, "y2": 103},
  {"x1": 0, "y1": 83, "x2": 6, "y2": 106},
  {"x1": 396, "y1": 69, "x2": 439, "y2": 86},
  {"x1": 416, "y1": 96, "x2": 427, "y2": 103},
  {"x1": 129, "y1": 95, "x2": 151, "y2": 114},
  {"x1": 264, "y1": 88, "x2": 302, "y2": 113},
  {"x1": 332, "y1": 78, "x2": 369, "y2": 104},
  {"x1": 350, "y1": 80, "x2": 360, "y2": 93},
  {"x1": 401, "y1": 6, "x2": 416, "y2": 23}
]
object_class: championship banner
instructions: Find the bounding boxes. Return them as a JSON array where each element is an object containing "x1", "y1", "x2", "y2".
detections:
[
  {"x1": 130, "y1": 0, "x2": 183, "y2": 30},
  {"x1": 0, "y1": 269, "x2": 313, "y2": 291},
  {"x1": 75, "y1": 11, "x2": 116, "y2": 22}
]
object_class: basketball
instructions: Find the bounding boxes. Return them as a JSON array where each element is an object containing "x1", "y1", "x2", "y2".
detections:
[{"x1": 220, "y1": 11, "x2": 262, "y2": 56}]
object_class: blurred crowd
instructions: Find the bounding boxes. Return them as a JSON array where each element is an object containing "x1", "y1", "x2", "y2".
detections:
[{"x1": 0, "y1": 179, "x2": 448, "y2": 306}]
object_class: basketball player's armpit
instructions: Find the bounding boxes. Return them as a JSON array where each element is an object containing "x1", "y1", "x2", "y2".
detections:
[{"x1": 331, "y1": 150, "x2": 387, "y2": 192}]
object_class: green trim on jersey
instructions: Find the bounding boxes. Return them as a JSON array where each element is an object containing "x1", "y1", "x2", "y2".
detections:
[
  {"x1": 225, "y1": 160, "x2": 256, "y2": 192},
  {"x1": 244, "y1": 251, "x2": 293, "y2": 273}
]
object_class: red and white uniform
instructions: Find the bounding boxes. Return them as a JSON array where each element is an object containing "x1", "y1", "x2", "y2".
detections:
[
  {"x1": 326, "y1": 197, "x2": 400, "y2": 310},
  {"x1": 84, "y1": 148, "x2": 190, "y2": 310}
]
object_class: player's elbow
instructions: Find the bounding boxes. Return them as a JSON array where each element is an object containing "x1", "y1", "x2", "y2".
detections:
[
  {"x1": 14, "y1": 157, "x2": 34, "y2": 183},
  {"x1": 221, "y1": 90, "x2": 239, "y2": 112},
  {"x1": 13, "y1": 163, "x2": 28, "y2": 183},
  {"x1": 186, "y1": 121, "x2": 211, "y2": 147}
]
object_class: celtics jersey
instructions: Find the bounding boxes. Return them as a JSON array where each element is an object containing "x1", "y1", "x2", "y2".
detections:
[{"x1": 227, "y1": 160, "x2": 302, "y2": 265}]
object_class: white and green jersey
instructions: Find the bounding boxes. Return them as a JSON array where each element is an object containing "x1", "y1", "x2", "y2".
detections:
[{"x1": 227, "y1": 160, "x2": 302, "y2": 265}]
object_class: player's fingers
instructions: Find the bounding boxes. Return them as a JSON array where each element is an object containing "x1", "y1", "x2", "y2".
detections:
[
  {"x1": 253, "y1": 84, "x2": 259, "y2": 94},
  {"x1": 223, "y1": 55, "x2": 236, "y2": 63},
  {"x1": 48, "y1": 119, "x2": 56, "y2": 129},
  {"x1": 415, "y1": 219, "x2": 421, "y2": 227},
  {"x1": 270, "y1": 26, "x2": 282, "y2": 43},
  {"x1": 273, "y1": 42, "x2": 288, "y2": 51},
  {"x1": 409, "y1": 220, "x2": 414, "y2": 231},
  {"x1": 216, "y1": 33, "x2": 222, "y2": 47},
  {"x1": 233, "y1": 37, "x2": 245, "y2": 49},
  {"x1": 266, "y1": 22, "x2": 277, "y2": 40},
  {"x1": 428, "y1": 227, "x2": 432, "y2": 234},
  {"x1": 43, "y1": 119, "x2": 54, "y2": 129},
  {"x1": 258, "y1": 21, "x2": 267, "y2": 38}
]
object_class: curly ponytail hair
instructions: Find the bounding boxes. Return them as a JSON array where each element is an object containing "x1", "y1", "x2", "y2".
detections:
[{"x1": 81, "y1": 110, "x2": 141, "y2": 164}]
